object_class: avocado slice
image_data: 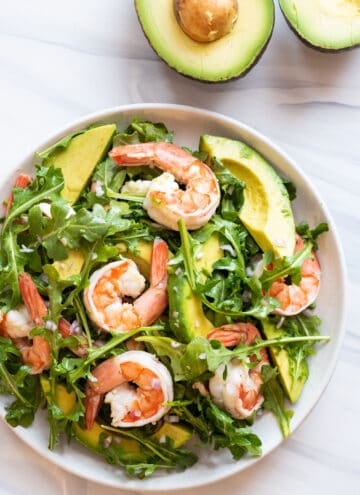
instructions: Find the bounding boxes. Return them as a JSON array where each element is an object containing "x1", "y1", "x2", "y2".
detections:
[
  {"x1": 169, "y1": 234, "x2": 223, "y2": 343},
  {"x1": 135, "y1": 0, "x2": 275, "y2": 82},
  {"x1": 199, "y1": 135, "x2": 295, "y2": 258},
  {"x1": 44, "y1": 124, "x2": 116, "y2": 204},
  {"x1": 40, "y1": 375, "x2": 76, "y2": 415},
  {"x1": 262, "y1": 320, "x2": 308, "y2": 403},
  {"x1": 280, "y1": 0, "x2": 360, "y2": 51},
  {"x1": 53, "y1": 249, "x2": 85, "y2": 280}
]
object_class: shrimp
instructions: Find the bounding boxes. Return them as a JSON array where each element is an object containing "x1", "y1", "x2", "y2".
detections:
[
  {"x1": 268, "y1": 234, "x2": 321, "y2": 316},
  {"x1": 84, "y1": 350, "x2": 174, "y2": 430},
  {"x1": 4, "y1": 173, "x2": 32, "y2": 217},
  {"x1": 83, "y1": 238, "x2": 168, "y2": 333},
  {"x1": 0, "y1": 272, "x2": 51, "y2": 374},
  {"x1": 109, "y1": 142, "x2": 220, "y2": 231},
  {"x1": 207, "y1": 322, "x2": 269, "y2": 419}
]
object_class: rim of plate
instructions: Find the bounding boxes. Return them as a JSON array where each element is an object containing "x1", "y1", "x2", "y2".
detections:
[{"x1": 0, "y1": 103, "x2": 347, "y2": 491}]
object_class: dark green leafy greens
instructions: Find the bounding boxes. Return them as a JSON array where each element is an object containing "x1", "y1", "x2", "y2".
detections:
[{"x1": 0, "y1": 118, "x2": 330, "y2": 478}]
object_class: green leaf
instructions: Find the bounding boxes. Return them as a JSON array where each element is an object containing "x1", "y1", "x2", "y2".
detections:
[
  {"x1": 260, "y1": 241, "x2": 313, "y2": 289},
  {"x1": 261, "y1": 365, "x2": 293, "y2": 438},
  {"x1": 1, "y1": 166, "x2": 65, "y2": 236},
  {"x1": 113, "y1": 119, "x2": 173, "y2": 147},
  {"x1": 136, "y1": 336, "x2": 186, "y2": 381}
]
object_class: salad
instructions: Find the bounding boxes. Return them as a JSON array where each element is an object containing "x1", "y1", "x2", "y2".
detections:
[{"x1": 0, "y1": 119, "x2": 329, "y2": 478}]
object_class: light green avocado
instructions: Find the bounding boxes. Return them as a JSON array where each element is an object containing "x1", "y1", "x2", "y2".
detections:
[
  {"x1": 45, "y1": 124, "x2": 116, "y2": 204},
  {"x1": 199, "y1": 135, "x2": 295, "y2": 258},
  {"x1": 262, "y1": 321, "x2": 308, "y2": 403},
  {"x1": 169, "y1": 234, "x2": 223, "y2": 343},
  {"x1": 135, "y1": 0, "x2": 274, "y2": 82},
  {"x1": 279, "y1": 0, "x2": 360, "y2": 51},
  {"x1": 53, "y1": 249, "x2": 85, "y2": 280}
]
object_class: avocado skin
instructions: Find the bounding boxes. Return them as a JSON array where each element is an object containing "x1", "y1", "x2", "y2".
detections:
[
  {"x1": 279, "y1": 4, "x2": 360, "y2": 52},
  {"x1": 134, "y1": 1, "x2": 275, "y2": 83}
]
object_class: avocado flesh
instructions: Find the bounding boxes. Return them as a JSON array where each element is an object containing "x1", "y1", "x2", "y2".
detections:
[
  {"x1": 169, "y1": 235, "x2": 223, "y2": 343},
  {"x1": 44, "y1": 124, "x2": 116, "y2": 204},
  {"x1": 262, "y1": 321, "x2": 308, "y2": 403},
  {"x1": 135, "y1": 0, "x2": 274, "y2": 82},
  {"x1": 280, "y1": 0, "x2": 360, "y2": 50},
  {"x1": 40, "y1": 377, "x2": 191, "y2": 454},
  {"x1": 199, "y1": 135, "x2": 295, "y2": 258},
  {"x1": 53, "y1": 249, "x2": 85, "y2": 280}
]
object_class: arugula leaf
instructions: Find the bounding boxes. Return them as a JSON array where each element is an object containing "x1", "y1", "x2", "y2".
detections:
[
  {"x1": 0, "y1": 225, "x2": 29, "y2": 308},
  {"x1": 113, "y1": 119, "x2": 173, "y2": 147},
  {"x1": 98, "y1": 427, "x2": 197, "y2": 478},
  {"x1": 296, "y1": 221, "x2": 329, "y2": 249},
  {"x1": 281, "y1": 177, "x2": 297, "y2": 201},
  {"x1": 211, "y1": 158, "x2": 245, "y2": 221},
  {"x1": 204, "y1": 399, "x2": 262, "y2": 458},
  {"x1": 261, "y1": 365, "x2": 293, "y2": 438},
  {"x1": 0, "y1": 337, "x2": 40, "y2": 427},
  {"x1": 1, "y1": 166, "x2": 65, "y2": 237},
  {"x1": 179, "y1": 335, "x2": 330, "y2": 381},
  {"x1": 136, "y1": 336, "x2": 186, "y2": 381},
  {"x1": 260, "y1": 241, "x2": 313, "y2": 289}
]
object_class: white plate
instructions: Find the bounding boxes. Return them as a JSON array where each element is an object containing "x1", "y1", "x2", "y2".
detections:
[{"x1": 0, "y1": 104, "x2": 347, "y2": 491}]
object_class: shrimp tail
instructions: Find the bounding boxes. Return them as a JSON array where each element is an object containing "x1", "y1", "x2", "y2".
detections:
[
  {"x1": 84, "y1": 357, "x2": 125, "y2": 430},
  {"x1": 84, "y1": 384, "x2": 104, "y2": 431},
  {"x1": 133, "y1": 238, "x2": 168, "y2": 326},
  {"x1": 207, "y1": 322, "x2": 259, "y2": 348},
  {"x1": 5, "y1": 173, "x2": 32, "y2": 217},
  {"x1": 19, "y1": 272, "x2": 47, "y2": 326}
]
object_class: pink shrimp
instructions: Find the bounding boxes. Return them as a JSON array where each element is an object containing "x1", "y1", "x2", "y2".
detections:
[
  {"x1": 268, "y1": 234, "x2": 321, "y2": 316},
  {"x1": 4, "y1": 173, "x2": 32, "y2": 217},
  {"x1": 83, "y1": 238, "x2": 168, "y2": 333},
  {"x1": 0, "y1": 272, "x2": 51, "y2": 374},
  {"x1": 207, "y1": 322, "x2": 269, "y2": 418},
  {"x1": 109, "y1": 142, "x2": 220, "y2": 231},
  {"x1": 84, "y1": 350, "x2": 173, "y2": 430}
]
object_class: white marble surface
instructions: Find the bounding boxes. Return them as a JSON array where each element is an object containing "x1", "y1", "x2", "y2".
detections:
[{"x1": 0, "y1": 1, "x2": 359, "y2": 494}]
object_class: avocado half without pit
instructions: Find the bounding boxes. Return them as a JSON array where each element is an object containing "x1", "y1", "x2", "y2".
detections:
[
  {"x1": 279, "y1": 0, "x2": 360, "y2": 51},
  {"x1": 135, "y1": 0, "x2": 275, "y2": 82}
]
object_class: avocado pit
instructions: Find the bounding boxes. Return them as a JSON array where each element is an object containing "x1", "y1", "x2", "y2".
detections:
[{"x1": 174, "y1": 0, "x2": 238, "y2": 42}]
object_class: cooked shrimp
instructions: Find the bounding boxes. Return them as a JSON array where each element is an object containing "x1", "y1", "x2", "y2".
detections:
[
  {"x1": 109, "y1": 142, "x2": 220, "y2": 231},
  {"x1": 269, "y1": 234, "x2": 321, "y2": 316},
  {"x1": 4, "y1": 173, "x2": 32, "y2": 217},
  {"x1": 207, "y1": 322, "x2": 260, "y2": 348},
  {"x1": 0, "y1": 272, "x2": 51, "y2": 374},
  {"x1": 208, "y1": 322, "x2": 269, "y2": 419},
  {"x1": 84, "y1": 350, "x2": 174, "y2": 430},
  {"x1": 83, "y1": 238, "x2": 168, "y2": 333}
]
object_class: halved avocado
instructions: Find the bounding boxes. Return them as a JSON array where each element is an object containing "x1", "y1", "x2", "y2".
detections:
[
  {"x1": 280, "y1": 0, "x2": 360, "y2": 51},
  {"x1": 135, "y1": 0, "x2": 275, "y2": 82},
  {"x1": 199, "y1": 135, "x2": 295, "y2": 257},
  {"x1": 169, "y1": 234, "x2": 223, "y2": 343}
]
